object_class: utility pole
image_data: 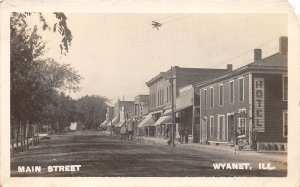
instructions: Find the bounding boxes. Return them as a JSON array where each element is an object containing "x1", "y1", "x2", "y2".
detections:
[{"x1": 169, "y1": 66, "x2": 176, "y2": 146}]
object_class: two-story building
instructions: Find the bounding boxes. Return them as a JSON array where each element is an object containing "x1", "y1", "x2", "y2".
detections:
[
  {"x1": 140, "y1": 66, "x2": 232, "y2": 138},
  {"x1": 131, "y1": 95, "x2": 149, "y2": 134},
  {"x1": 197, "y1": 36, "x2": 288, "y2": 151}
]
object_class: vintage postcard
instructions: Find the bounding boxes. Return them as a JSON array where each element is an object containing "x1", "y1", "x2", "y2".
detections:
[{"x1": 1, "y1": 0, "x2": 300, "y2": 187}]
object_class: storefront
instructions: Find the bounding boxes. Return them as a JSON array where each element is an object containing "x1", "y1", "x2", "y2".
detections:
[
  {"x1": 137, "y1": 113, "x2": 155, "y2": 137},
  {"x1": 197, "y1": 38, "x2": 288, "y2": 151}
]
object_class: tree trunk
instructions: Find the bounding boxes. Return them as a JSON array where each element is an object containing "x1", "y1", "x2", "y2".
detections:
[
  {"x1": 11, "y1": 138, "x2": 14, "y2": 155},
  {"x1": 20, "y1": 122, "x2": 24, "y2": 151},
  {"x1": 26, "y1": 123, "x2": 29, "y2": 150}
]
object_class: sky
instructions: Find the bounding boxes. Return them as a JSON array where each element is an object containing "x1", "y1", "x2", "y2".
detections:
[
  {"x1": 35, "y1": 13, "x2": 287, "y2": 105},
  {"x1": 289, "y1": 0, "x2": 300, "y2": 14}
]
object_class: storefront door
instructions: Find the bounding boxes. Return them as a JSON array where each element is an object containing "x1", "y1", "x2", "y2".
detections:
[
  {"x1": 202, "y1": 118, "x2": 207, "y2": 143},
  {"x1": 227, "y1": 114, "x2": 234, "y2": 144}
]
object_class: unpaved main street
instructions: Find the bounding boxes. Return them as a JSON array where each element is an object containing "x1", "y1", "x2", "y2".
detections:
[{"x1": 11, "y1": 130, "x2": 287, "y2": 177}]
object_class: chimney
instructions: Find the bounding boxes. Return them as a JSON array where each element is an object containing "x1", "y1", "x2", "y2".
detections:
[
  {"x1": 254, "y1": 48, "x2": 262, "y2": 62},
  {"x1": 279, "y1": 36, "x2": 288, "y2": 54},
  {"x1": 227, "y1": 64, "x2": 233, "y2": 71}
]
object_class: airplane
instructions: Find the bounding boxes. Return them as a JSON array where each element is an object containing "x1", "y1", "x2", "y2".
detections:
[{"x1": 152, "y1": 21, "x2": 162, "y2": 30}]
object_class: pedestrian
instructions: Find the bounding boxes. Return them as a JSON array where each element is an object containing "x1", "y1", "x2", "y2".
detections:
[
  {"x1": 145, "y1": 127, "x2": 148, "y2": 137},
  {"x1": 165, "y1": 125, "x2": 169, "y2": 138},
  {"x1": 234, "y1": 127, "x2": 241, "y2": 154},
  {"x1": 252, "y1": 128, "x2": 257, "y2": 151},
  {"x1": 167, "y1": 138, "x2": 171, "y2": 146},
  {"x1": 179, "y1": 125, "x2": 184, "y2": 144},
  {"x1": 185, "y1": 127, "x2": 189, "y2": 144}
]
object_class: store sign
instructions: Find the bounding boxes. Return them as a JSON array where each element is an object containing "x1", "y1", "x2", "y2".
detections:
[
  {"x1": 254, "y1": 78, "x2": 265, "y2": 132},
  {"x1": 234, "y1": 112, "x2": 247, "y2": 118}
]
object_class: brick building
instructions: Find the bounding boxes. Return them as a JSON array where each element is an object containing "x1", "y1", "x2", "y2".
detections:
[
  {"x1": 139, "y1": 66, "x2": 232, "y2": 138},
  {"x1": 174, "y1": 85, "x2": 200, "y2": 143},
  {"x1": 196, "y1": 36, "x2": 288, "y2": 151},
  {"x1": 132, "y1": 95, "x2": 149, "y2": 134}
]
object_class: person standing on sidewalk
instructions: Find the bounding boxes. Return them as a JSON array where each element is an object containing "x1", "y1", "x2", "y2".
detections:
[
  {"x1": 165, "y1": 125, "x2": 169, "y2": 138},
  {"x1": 234, "y1": 127, "x2": 241, "y2": 154},
  {"x1": 179, "y1": 125, "x2": 184, "y2": 144},
  {"x1": 252, "y1": 128, "x2": 257, "y2": 151},
  {"x1": 145, "y1": 127, "x2": 148, "y2": 137},
  {"x1": 185, "y1": 127, "x2": 189, "y2": 144}
]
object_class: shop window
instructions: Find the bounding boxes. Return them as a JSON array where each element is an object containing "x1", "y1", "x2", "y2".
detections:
[
  {"x1": 283, "y1": 111, "x2": 288, "y2": 137},
  {"x1": 283, "y1": 76, "x2": 288, "y2": 101},
  {"x1": 210, "y1": 87, "x2": 214, "y2": 108},
  {"x1": 229, "y1": 80, "x2": 234, "y2": 104},
  {"x1": 210, "y1": 116, "x2": 214, "y2": 137},
  {"x1": 238, "y1": 109, "x2": 246, "y2": 135},
  {"x1": 239, "y1": 77, "x2": 244, "y2": 102}
]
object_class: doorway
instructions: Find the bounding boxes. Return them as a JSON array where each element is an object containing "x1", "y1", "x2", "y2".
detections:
[{"x1": 227, "y1": 114, "x2": 234, "y2": 144}]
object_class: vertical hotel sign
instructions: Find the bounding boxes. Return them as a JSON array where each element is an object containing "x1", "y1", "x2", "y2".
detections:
[{"x1": 254, "y1": 78, "x2": 265, "y2": 132}]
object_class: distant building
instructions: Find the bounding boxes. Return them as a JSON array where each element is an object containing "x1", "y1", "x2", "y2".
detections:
[
  {"x1": 132, "y1": 95, "x2": 149, "y2": 134},
  {"x1": 196, "y1": 36, "x2": 288, "y2": 151},
  {"x1": 100, "y1": 106, "x2": 114, "y2": 130},
  {"x1": 111, "y1": 100, "x2": 134, "y2": 130}
]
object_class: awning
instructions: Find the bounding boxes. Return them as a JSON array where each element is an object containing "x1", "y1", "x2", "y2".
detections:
[
  {"x1": 138, "y1": 113, "x2": 155, "y2": 128},
  {"x1": 154, "y1": 115, "x2": 172, "y2": 126},
  {"x1": 163, "y1": 109, "x2": 172, "y2": 116},
  {"x1": 100, "y1": 120, "x2": 109, "y2": 127},
  {"x1": 107, "y1": 117, "x2": 119, "y2": 126},
  {"x1": 116, "y1": 120, "x2": 125, "y2": 127},
  {"x1": 174, "y1": 105, "x2": 193, "y2": 113},
  {"x1": 150, "y1": 110, "x2": 163, "y2": 115}
]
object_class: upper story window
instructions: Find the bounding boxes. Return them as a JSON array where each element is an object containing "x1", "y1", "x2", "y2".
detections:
[
  {"x1": 283, "y1": 111, "x2": 288, "y2": 137},
  {"x1": 204, "y1": 89, "x2": 207, "y2": 108},
  {"x1": 238, "y1": 77, "x2": 244, "y2": 102},
  {"x1": 162, "y1": 89, "x2": 164, "y2": 104},
  {"x1": 158, "y1": 90, "x2": 160, "y2": 105},
  {"x1": 229, "y1": 80, "x2": 234, "y2": 104},
  {"x1": 210, "y1": 87, "x2": 214, "y2": 108},
  {"x1": 283, "y1": 76, "x2": 288, "y2": 101},
  {"x1": 219, "y1": 84, "x2": 223, "y2": 106},
  {"x1": 167, "y1": 87, "x2": 169, "y2": 103},
  {"x1": 169, "y1": 86, "x2": 172, "y2": 102}
]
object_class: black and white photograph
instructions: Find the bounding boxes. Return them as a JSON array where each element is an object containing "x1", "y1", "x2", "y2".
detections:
[{"x1": 1, "y1": 0, "x2": 300, "y2": 187}]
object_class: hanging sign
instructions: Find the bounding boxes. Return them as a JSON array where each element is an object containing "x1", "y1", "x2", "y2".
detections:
[{"x1": 253, "y1": 78, "x2": 265, "y2": 132}]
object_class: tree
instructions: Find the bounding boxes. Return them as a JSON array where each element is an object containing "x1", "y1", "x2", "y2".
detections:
[
  {"x1": 11, "y1": 12, "x2": 73, "y2": 55},
  {"x1": 76, "y1": 95, "x2": 110, "y2": 129},
  {"x1": 10, "y1": 12, "x2": 81, "y2": 152}
]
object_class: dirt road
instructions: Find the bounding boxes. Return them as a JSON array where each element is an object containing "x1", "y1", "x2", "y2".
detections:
[{"x1": 11, "y1": 130, "x2": 287, "y2": 177}]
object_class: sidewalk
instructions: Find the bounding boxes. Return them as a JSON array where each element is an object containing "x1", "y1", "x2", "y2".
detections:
[{"x1": 136, "y1": 136, "x2": 287, "y2": 162}]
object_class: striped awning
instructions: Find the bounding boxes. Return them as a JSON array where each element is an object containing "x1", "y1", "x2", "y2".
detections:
[
  {"x1": 174, "y1": 105, "x2": 192, "y2": 113},
  {"x1": 138, "y1": 113, "x2": 155, "y2": 128},
  {"x1": 163, "y1": 109, "x2": 172, "y2": 116},
  {"x1": 116, "y1": 120, "x2": 125, "y2": 127},
  {"x1": 107, "y1": 117, "x2": 119, "y2": 126},
  {"x1": 154, "y1": 116, "x2": 170, "y2": 126},
  {"x1": 100, "y1": 120, "x2": 109, "y2": 127}
]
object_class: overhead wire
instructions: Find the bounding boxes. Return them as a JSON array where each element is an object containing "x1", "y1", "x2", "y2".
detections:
[
  {"x1": 210, "y1": 35, "x2": 283, "y2": 68},
  {"x1": 154, "y1": 14, "x2": 193, "y2": 25}
]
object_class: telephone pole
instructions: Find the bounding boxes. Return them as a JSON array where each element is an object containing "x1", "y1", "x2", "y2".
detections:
[{"x1": 169, "y1": 66, "x2": 176, "y2": 146}]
